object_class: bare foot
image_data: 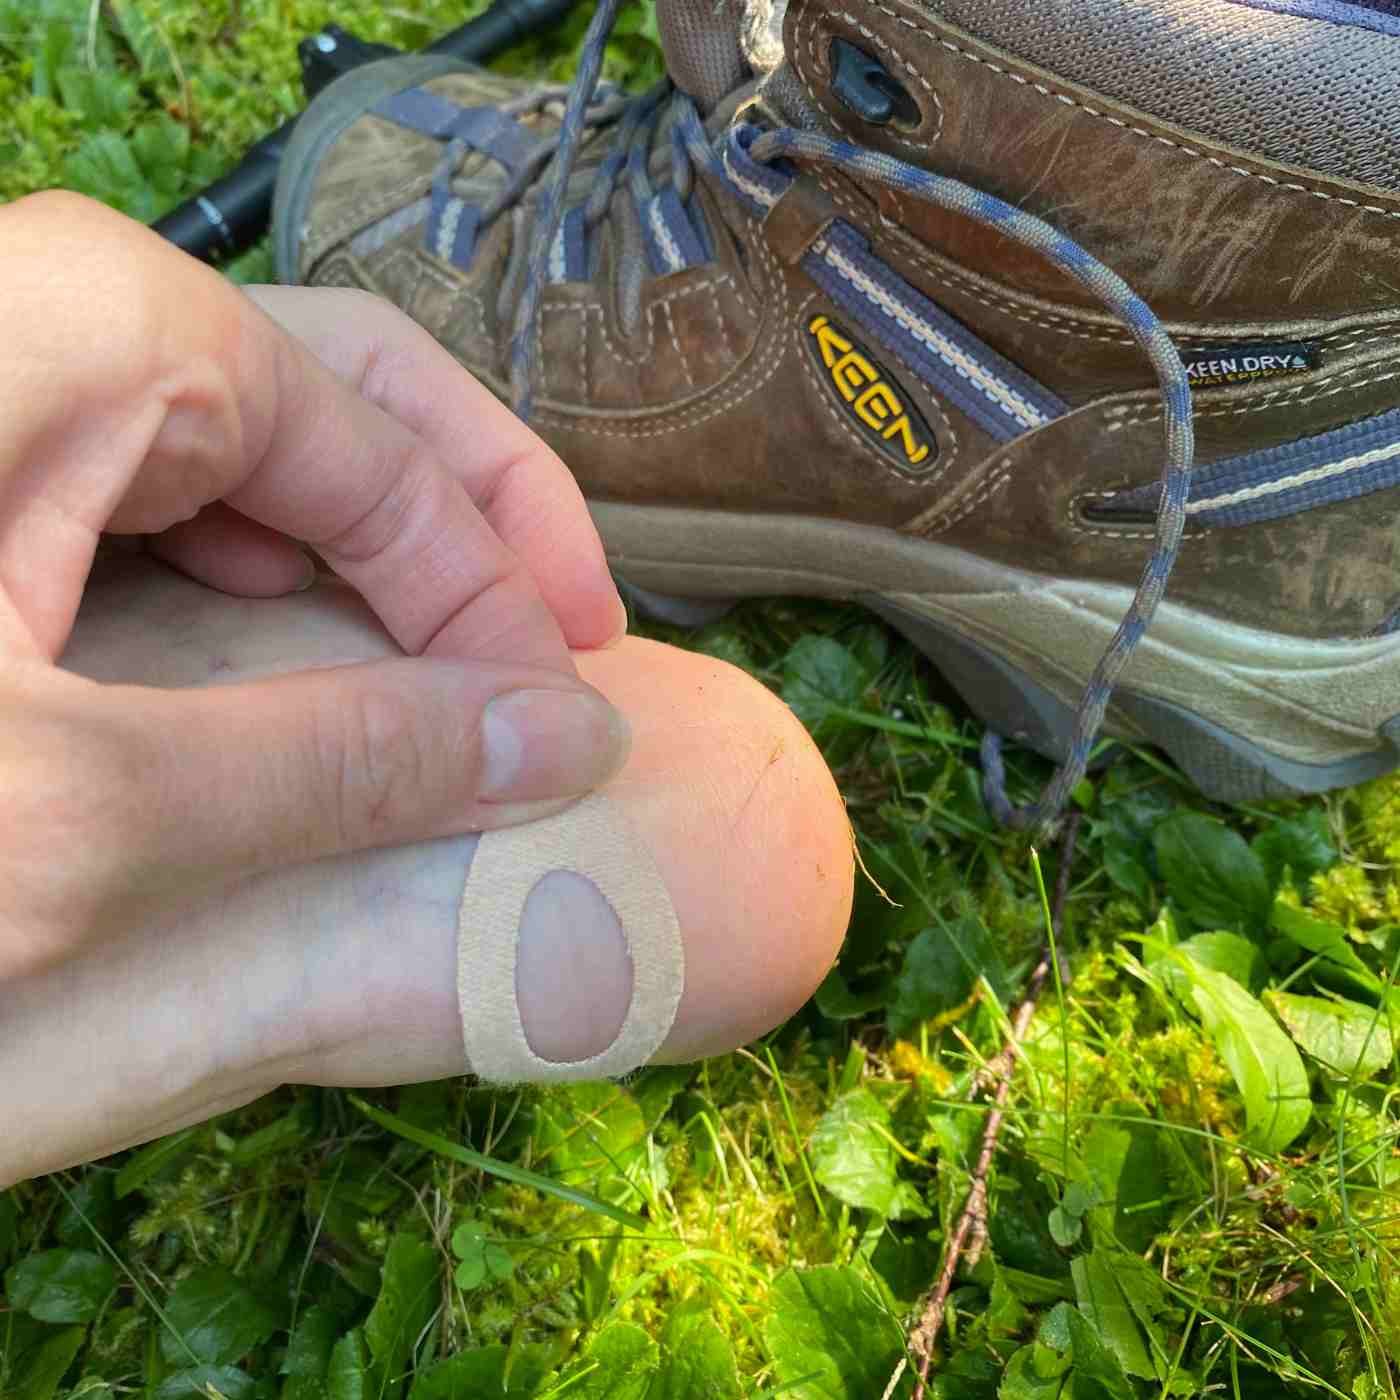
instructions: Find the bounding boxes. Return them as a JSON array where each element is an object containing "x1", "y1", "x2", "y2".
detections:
[{"x1": 0, "y1": 557, "x2": 852, "y2": 1185}]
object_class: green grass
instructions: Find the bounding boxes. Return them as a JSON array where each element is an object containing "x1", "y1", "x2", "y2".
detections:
[{"x1": 3, "y1": 3, "x2": 1399, "y2": 1397}]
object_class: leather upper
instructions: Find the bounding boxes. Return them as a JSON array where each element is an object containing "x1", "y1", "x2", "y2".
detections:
[{"x1": 292, "y1": 1, "x2": 1400, "y2": 639}]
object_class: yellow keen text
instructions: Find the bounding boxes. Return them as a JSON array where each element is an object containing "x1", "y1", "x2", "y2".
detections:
[{"x1": 808, "y1": 316, "x2": 931, "y2": 466}]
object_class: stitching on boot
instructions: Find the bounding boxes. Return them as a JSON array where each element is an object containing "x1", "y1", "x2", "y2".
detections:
[
  {"x1": 912, "y1": 456, "x2": 1016, "y2": 533},
  {"x1": 412, "y1": 253, "x2": 488, "y2": 339},
  {"x1": 794, "y1": 5, "x2": 943, "y2": 154},
  {"x1": 1106, "y1": 363, "x2": 1400, "y2": 431},
  {"x1": 534, "y1": 213, "x2": 794, "y2": 437},
  {"x1": 810, "y1": 0, "x2": 1400, "y2": 223},
  {"x1": 554, "y1": 275, "x2": 742, "y2": 369},
  {"x1": 820, "y1": 175, "x2": 1400, "y2": 352},
  {"x1": 662, "y1": 300, "x2": 697, "y2": 391}
]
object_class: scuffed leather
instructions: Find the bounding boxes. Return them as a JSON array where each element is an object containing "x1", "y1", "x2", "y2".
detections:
[{"x1": 296, "y1": 18, "x2": 1400, "y2": 638}]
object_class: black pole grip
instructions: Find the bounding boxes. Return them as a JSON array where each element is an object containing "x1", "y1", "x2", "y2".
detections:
[
  {"x1": 150, "y1": 127, "x2": 293, "y2": 262},
  {"x1": 152, "y1": 0, "x2": 582, "y2": 264},
  {"x1": 426, "y1": 0, "x2": 583, "y2": 59}
]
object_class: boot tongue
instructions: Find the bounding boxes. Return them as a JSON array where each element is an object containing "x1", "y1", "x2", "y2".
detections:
[{"x1": 656, "y1": 0, "x2": 749, "y2": 112}]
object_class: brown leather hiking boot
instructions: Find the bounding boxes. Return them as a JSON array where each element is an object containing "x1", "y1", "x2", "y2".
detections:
[{"x1": 274, "y1": 0, "x2": 1400, "y2": 812}]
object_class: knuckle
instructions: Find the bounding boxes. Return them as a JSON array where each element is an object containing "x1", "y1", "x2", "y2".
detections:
[
  {"x1": 320, "y1": 444, "x2": 439, "y2": 569},
  {"x1": 320, "y1": 683, "x2": 437, "y2": 847}
]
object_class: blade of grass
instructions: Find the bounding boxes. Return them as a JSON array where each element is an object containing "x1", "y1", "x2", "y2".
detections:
[{"x1": 348, "y1": 1094, "x2": 650, "y2": 1232}]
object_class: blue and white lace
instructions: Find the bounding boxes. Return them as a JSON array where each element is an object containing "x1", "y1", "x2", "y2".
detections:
[
  {"x1": 380, "y1": 0, "x2": 1170, "y2": 828},
  {"x1": 486, "y1": 0, "x2": 1196, "y2": 835}
]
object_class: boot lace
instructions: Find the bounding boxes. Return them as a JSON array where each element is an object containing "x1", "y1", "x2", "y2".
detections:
[{"x1": 506, "y1": 0, "x2": 1195, "y2": 838}]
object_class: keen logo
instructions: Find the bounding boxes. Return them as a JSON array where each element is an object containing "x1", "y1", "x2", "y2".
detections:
[
  {"x1": 807, "y1": 315, "x2": 935, "y2": 472},
  {"x1": 1181, "y1": 341, "x2": 1318, "y2": 389}
]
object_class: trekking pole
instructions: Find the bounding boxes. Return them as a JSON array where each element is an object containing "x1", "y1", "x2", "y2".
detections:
[{"x1": 152, "y1": 0, "x2": 583, "y2": 264}]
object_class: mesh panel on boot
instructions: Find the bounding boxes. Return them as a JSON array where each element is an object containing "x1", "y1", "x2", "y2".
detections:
[
  {"x1": 657, "y1": 0, "x2": 749, "y2": 111},
  {"x1": 922, "y1": 0, "x2": 1400, "y2": 190}
]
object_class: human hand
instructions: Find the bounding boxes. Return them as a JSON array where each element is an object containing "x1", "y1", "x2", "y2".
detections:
[{"x1": 0, "y1": 191, "x2": 629, "y2": 981}]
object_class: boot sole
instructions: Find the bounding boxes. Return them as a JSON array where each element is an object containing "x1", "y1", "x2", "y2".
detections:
[{"x1": 593, "y1": 502, "x2": 1400, "y2": 804}]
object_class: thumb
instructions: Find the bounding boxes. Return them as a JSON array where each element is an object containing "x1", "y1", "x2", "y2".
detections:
[{"x1": 73, "y1": 657, "x2": 631, "y2": 893}]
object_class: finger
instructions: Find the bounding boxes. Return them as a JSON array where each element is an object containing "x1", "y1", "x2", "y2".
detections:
[
  {"x1": 0, "y1": 193, "x2": 577, "y2": 672},
  {"x1": 243, "y1": 285, "x2": 626, "y2": 651},
  {"x1": 38, "y1": 656, "x2": 630, "y2": 898},
  {"x1": 147, "y1": 502, "x2": 316, "y2": 597}
]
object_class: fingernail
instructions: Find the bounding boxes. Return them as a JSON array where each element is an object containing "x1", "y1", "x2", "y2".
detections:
[
  {"x1": 480, "y1": 689, "x2": 631, "y2": 803},
  {"x1": 602, "y1": 590, "x2": 630, "y2": 649},
  {"x1": 294, "y1": 552, "x2": 318, "y2": 593}
]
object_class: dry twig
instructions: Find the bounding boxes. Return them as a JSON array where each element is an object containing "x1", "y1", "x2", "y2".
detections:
[{"x1": 896, "y1": 813, "x2": 1083, "y2": 1400}]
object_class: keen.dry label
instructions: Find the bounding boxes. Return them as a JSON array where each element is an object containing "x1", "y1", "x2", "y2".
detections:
[{"x1": 1181, "y1": 341, "x2": 1318, "y2": 389}]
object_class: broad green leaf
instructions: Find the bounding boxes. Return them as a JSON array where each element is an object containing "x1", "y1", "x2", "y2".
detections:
[
  {"x1": 364, "y1": 1235, "x2": 439, "y2": 1400},
  {"x1": 810, "y1": 1089, "x2": 902, "y2": 1216},
  {"x1": 814, "y1": 967, "x2": 889, "y2": 1020},
  {"x1": 1078, "y1": 1120, "x2": 1172, "y2": 1254},
  {"x1": 1167, "y1": 954, "x2": 1312, "y2": 1151},
  {"x1": 1252, "y1": 811, "x2": 1337, "y2": 890},
  {"x1": 999, "y1": 1269, "x2": 1075, "y2": 1305},
  {"x1": 869, "y1": 1227, "x2": 942, "y2": 1306},
  {"x1": 12, "y1": 1324, "x2": 84, "y2": 1400},
  {"x1": 55, "y1": 1174, "x2": 118, "y2": 1248},
  {"x1": 998, "y1": 1344, "x2": 1069, "y2": 1400},
  {"x1": 32, "y1": 17, "x2": 73, "y2": 99},
  {"x1": 1046, "y1": 1206, "x2": 1081, "y2": 1248},
  {"x1": 280, "y1": 1304, "x2": 341, "y2": 1400},
  {"x1": 1270, "y1": 902, "x2": 1382, "y2": 989},
  {"x1": 1266, "y1": 992, "x2": 1395, "y2": 1079},
  {"x1": 5, "y1": 1249, "x2": 116, "y2": 1324},
  {"x1": 1101, "y1": 833, "x2": 1151, "y2": 905},
  {"x1": 781, "y1": 636, "x2": 874, "y2": 741},
  {"x1": 1175, "y1": 932, "x2": 1264, "y2": 991},
  {"x1": 1108, "y1": 1256, "x2": 1171, "y2": 1377},
  {"x1": 53, "y1": 66, "x2": 135, "y2": 128},
  {"x1": 887, "y1": 913, "x2": 1008, "y2": 1038},
  {"x1": 940, "y1": 912, "x2": 1014, "y2": 1004},
  {"x1": 408, "y1": 1344, "x2": 552, "y2": 1400},
  {"x1": 130, "y1": 114, "x2": 194, "y2": 205},
  {"x1": 1071, "y1": 1255, "x2": 1154, "y2": 1380},
  {"x1": 552, "y1": 1322, "x2": 657, "y2": 1400},
  {"x1": 764, "y1": 1266, "x2": 911, "y2": 1400},
  {"x1": 888, "y1": 925, "x2": 976, "y2": 1037},
  {"x1": 987, "y1": 1263, "x2": 1030, "y2": 1340},
  {"x1": 648, "y1": 1307, "x2": 742, "y2": 1400},
  {"x1": 1154, "y1": 812, "x2": 1272, "y2": 932},
  {"x1": 154, "y1": 1366, "x2": 260, "y2": 1400},
  {"x1": 328, "y1": 1331, "x2": 369, "y2": 1400},
  {"x1": 1064, "y1": 1306, "x2": 1133, "y2": 1400},
  {"x1": 62, "y1": 131, "x2": 151, "y2": 219},
  {"x1": 1038, "y1": 1303, "x2": 1074, "y2": 1353},
  {"x1": 1061, "y1": 1182, "x2": 1097, "y2": 1218},
  {"x1": 160, "y1": 1267, "x2": 282, "y2": 1366},
  {"x1": 109, "y1": 0, "x2": 174, "y2": 77}
]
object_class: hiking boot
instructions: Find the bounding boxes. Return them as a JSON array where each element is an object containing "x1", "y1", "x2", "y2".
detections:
[{"x1": 274, "y1": 0, "x2": 1400, "y2": 818}]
